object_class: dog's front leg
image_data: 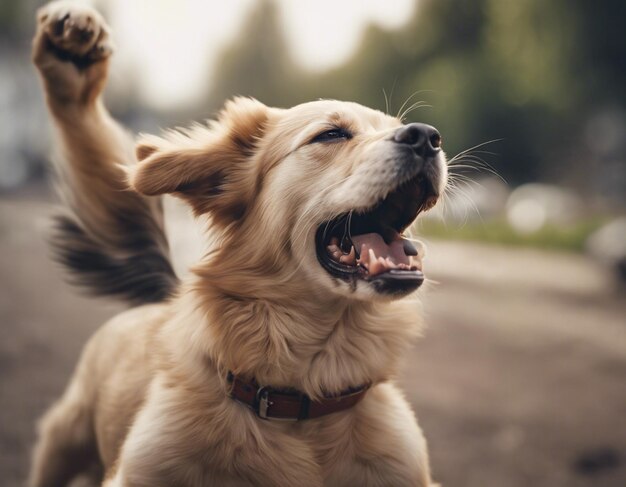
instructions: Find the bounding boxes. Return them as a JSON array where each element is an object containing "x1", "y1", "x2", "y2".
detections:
[
  {"x1": 104, "y1": 376, "x2": 323, "y2": 487},
  {"x1": 318, "y1": 382, "x2": 434, "y2": 487},
  {"x1": 32, "y1": 1, "x2": 165, "y2": 253}
]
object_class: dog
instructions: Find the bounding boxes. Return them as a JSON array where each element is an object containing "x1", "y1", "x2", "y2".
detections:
[{"x1": 30, "y1": 1, "x2": 447, "y2": 485}]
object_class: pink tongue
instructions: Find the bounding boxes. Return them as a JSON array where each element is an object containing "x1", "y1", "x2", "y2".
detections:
[{"x1": 351, "y1": 233, "x2": 410, "y2": 266}]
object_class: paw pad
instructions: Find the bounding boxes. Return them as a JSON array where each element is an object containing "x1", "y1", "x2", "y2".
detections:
[{"x1": 38, "y1": 1, "x2": 112, "y2": 66}]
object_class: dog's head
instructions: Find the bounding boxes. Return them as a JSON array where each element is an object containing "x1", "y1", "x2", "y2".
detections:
[{"x1": 132, "y1": 97, "x2": 447, "y2": 300}]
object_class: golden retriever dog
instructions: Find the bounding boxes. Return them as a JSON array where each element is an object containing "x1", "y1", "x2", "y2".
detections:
[{"x1": 30, "y1": 1, "x2": 447, "y2": 486}]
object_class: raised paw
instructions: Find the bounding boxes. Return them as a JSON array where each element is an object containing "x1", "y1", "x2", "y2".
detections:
[
  {"x1": 36, "y1": 0, "x2": 112, "y2": 66},
  {"x1": 33, "y1": 1, "x2": 114, "y2": 106}
]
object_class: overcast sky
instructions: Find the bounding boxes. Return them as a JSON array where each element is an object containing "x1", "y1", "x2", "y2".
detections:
[{"x1": 98, "y1": 0, "x2": 416, "y2": 109}]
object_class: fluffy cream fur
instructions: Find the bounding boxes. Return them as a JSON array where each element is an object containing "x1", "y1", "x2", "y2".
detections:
[{"x1": 30, "y1": 2, "x2": 444, "y2": 486}]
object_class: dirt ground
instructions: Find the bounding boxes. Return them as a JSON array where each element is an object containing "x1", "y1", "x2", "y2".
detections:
[{"x1": 1, "y1": 194, "x2": 625, "y2": 487}]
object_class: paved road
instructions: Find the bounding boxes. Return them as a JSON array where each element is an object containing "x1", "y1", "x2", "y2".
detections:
[{"x1": 1, "y1": 196, "x2": 625, "y2": 487}]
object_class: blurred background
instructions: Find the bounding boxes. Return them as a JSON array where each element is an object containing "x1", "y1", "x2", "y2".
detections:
[{"x1": 1, "y1": 0, "x2": 624, "y2": 486}]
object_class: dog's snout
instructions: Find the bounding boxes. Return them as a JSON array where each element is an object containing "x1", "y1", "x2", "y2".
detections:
[{"x1": 393, "y1": 123, "x2": 442, "y2": 158}]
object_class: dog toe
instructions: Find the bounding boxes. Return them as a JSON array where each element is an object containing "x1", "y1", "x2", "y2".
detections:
[{"x1": 39, "y1": 1, "x2": 109, "y2": 61}]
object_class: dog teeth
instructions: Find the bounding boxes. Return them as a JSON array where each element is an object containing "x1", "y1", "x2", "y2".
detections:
[
  {"x1": 348, "y1": 246, "x2": 356, "y2": 260},
  {"x1": 353, "y1": 241, "x2": 425, "y2": 276},
  {"x1": 359, "y1": 244, "x2": 367, "y2": 263},
  {"x1": 326, "y1": 244, "x2": 342, "y2": 261},
  {"x1": 339, "y1": 246, "x2": 356, "y2": 265},
  {"x1": 369, "y1": 255, "x2": 384, "y2": 275},
  {"x1": 408, "y1": 255, "x2": 422, "y2": 271},
  {"x1": 327, "y1": 241, "x2": 358, "y2": 266}
]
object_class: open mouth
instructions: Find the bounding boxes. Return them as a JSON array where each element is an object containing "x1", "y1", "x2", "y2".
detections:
[{"x1": 315, "y1": 173, "x2": 439, "y2": 294}]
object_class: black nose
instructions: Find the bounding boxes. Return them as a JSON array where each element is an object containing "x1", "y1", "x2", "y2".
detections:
[{"x1": 393, "y1": 123, "x2": 442, "y2": 158}]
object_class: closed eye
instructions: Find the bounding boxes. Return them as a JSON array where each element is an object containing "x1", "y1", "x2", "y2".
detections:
[{"x1": 310, "y1": 127, "x2": 353, "y2": 144}]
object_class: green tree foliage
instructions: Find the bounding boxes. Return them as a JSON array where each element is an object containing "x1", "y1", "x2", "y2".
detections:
[
  {"x1": 206, "y1": 0, "x2": 625, "y2": 189},
  {"x1": 208, "y1": 0, "x2": 304, "y2": 111}
]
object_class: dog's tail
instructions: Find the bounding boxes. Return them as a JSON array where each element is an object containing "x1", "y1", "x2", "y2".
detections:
[
  {"x1": 51, "y1": 201, "x2": 178, "y2": 305},
  {"x1": 48, "y1": 112, "x2": 179, "y2": 306}
]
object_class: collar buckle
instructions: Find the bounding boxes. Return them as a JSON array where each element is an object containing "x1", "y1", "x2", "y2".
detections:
[
  {"x1": 256, "y1": 387, "x2": 271, "y2": 419},
  {"x1": 228, "y1": 371, "x2": 369, "y2": 421},
  {"x1": 256, "y1": 386, "x2": 298, "y2": 422}
]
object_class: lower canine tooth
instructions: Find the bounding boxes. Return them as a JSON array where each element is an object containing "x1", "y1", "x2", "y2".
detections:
[
  {"x1": 339, "y1": 254, "x2": 354, "y2": 265},
  {"x1": 339, "y1": 246, "x2": 357, "y2": 265},
  {"x1": 348, "y1": 246, "x2": 356, "y2": 260},
  {"x1": 327, "y1": 244, "x2": 340, "y2": 258},
  {"x1": 369, "y1": 257, "x2": 383, "y2": 275}
]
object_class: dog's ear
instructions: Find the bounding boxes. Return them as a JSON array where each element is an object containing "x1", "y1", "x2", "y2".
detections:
[{"x1": 131, "y1": 97, "x2": 271, "y2": 223}]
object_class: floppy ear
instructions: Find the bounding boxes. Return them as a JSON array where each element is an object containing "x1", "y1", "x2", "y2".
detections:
[{"x1": 131, "y1": 97, "x2": 271, "y2": 223}]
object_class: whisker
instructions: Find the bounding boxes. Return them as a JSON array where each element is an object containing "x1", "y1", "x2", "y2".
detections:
[
  {"x1": 447, "y1": 180, "x2": 484, "y2": 225},
  {"x1": 400, "y1": 101, "x2": 432, "y2": 122},
  {"x1": 449, "y1": 156, "x2": 506, "y2": 184},
  {"x1": 383, "y1": 88, "x2": 390, "y2": 116},
  {"x1": 396, "y1": 90, "x2": 433, "y2": 120},
  {"x1": 388, "y1": 77, "x2": 398, "y2": 115},
  {"x1": 447, "y1": 139, "x2": 503, "y2": 163}
]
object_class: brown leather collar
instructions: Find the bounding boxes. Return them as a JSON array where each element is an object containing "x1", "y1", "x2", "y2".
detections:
[{"x1": 227, "y1": 372, "x2": 370, "y2": 421}]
